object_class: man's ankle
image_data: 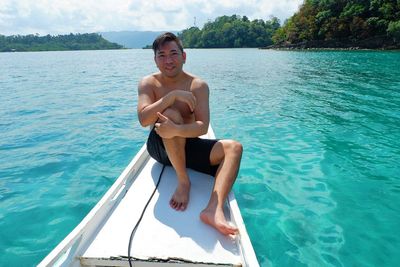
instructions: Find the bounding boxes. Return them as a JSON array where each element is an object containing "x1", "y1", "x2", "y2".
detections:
[{"x1": 178, "y1": 179, "x2": 191, "y2": 185}]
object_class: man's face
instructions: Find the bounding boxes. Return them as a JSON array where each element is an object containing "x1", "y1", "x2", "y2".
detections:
[{"x1": 154, "y1": 41, "x2": 186, "y2": 78}]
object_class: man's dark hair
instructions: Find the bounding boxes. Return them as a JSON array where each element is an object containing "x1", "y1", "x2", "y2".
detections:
[{"x1": 152, "y1": 32, "x2": 184, "y2": 54}]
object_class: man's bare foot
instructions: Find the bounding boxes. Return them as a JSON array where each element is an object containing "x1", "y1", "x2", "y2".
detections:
[
  {"x1": 170, "y1": 182, "x2": 190, "y2": 211},
  {"x1": 200, "y1": 207, "x2": 238, "y2": 235}
]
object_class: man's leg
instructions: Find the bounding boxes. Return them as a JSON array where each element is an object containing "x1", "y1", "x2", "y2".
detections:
[
  {"x1": 200, "y1": 140, "x2": 243, "y2": 235},
  {"x1": 159, "y1": 108, "x2": 190, "y2": 211}
]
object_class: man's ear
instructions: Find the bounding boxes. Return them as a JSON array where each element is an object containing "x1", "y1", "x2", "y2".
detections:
[
  {"x1": 182, "y1": 51, "x2": 186, "y2": 63},
  {"x1": 154, "y1": 55, "x2": 160, "y2": 68}
]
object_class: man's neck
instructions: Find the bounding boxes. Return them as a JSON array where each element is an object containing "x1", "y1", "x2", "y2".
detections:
[{"x1": 160, "y1": 71, "x2": 187, "y2": 85}]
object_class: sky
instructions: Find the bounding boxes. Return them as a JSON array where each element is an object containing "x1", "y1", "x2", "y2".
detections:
[{"x1": 0, "y1": 0, "x2": 304, "y2": 36}]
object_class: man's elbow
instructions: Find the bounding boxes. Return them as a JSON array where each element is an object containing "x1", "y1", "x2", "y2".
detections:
[
  {"x1": 138, "y1": 120, "x2": 146, "y2": 127},
  {"x1": 200, "y1": 123, "x2": 209, "y2": 135},
  {"x1": 138, "y1": 114, "x2": 149, "y2": 127}
]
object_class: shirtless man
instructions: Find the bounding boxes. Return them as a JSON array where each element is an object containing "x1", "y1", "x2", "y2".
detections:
[{"x1": 137, "y1": 32, "x2": 242, "y2": 236}]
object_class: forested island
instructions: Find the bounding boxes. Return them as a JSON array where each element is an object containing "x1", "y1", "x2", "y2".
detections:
[
  {"x1": 271, "y1": 0, "x2": 400, "y2": 49},
  {"x1": 0, "y1": 33, "x2": 123, "y2": 52},
  {"x1": 179, "y1": 1, "x2": 400, "y2": 50},
  {"x1": 179, "y1": 15, "x2": 280, "y2": 48}
]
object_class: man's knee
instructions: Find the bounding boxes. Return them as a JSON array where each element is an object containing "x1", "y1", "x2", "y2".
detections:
[
  {"x1": 162, "y1": 108, "x2": 183, "y2": 124},
  {"x1": 229, "y1": 140, "x2": 243, "y2": 156},
  {"x1": 210, "y1": 140, "x2": 242, "y2": 165},
  {"x1": 222, "y1": 140, "x2": 243, "y2": 157}
]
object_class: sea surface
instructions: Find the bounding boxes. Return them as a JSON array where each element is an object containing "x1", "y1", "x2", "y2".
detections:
[{"x1": 0, "y1": 49, "x2": 399, "y2": 267}]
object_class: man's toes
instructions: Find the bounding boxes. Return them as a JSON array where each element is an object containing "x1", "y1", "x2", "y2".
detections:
[
  {"x1": 216, "y1": 222, "x2": 238, "y2": 235},
  {"x1": 220, "y1": 226, "x2": 231, "y2": 235},
  {"x1": 227, "y1": 227, "x2": 238, "y2": 235},
  {"x1": 226, "y1": 225, "x2": 238, "y2": 235},
  {"x1": 170, "y1": 199, "x2": 177, "y2": 209},
  {"x1": 180, "y1": 203, "x2": 187, "y2": 211}
]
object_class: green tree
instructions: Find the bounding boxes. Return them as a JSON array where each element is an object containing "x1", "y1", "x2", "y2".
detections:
[
  {"x1": 272, "y1": 0, "x2": 400, "y2": 48},
  {"x1": 179, "y1": 14, "x2": 281, "y2": 48},
  {"x1": 387, "y1": 20, "x2": 400, "y2": 41}
]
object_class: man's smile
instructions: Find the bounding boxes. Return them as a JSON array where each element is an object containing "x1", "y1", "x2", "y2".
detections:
[{"x1": 165, "y1": 66, "x2": 175, "y2": 71}]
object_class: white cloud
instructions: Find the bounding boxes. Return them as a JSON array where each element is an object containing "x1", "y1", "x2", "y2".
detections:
[{"x1": 0, "y1": 0, "x2": 303, "y2": 35}]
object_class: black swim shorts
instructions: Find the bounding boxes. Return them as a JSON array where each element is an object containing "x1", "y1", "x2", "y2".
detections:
[{"x1": 146, "y1": 127, "x2": 220, "y2": 176}]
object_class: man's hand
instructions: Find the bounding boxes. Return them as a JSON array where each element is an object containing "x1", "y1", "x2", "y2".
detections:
[
  {"x1": 154, "y1": 112, "x2": 178, "y2": 139},
  {"x1": 170, "y1": 90, "x2": 196, "y2": 112}
]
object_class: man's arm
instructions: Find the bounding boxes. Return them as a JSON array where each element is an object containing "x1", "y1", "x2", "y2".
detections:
[
  {"x1": 137, "y1": 77, "x2": 173, "y2": 127},
  {"x1": 155, "y1": 79, "x2": 210, "y2": 138},
  {"x1": 175, "y1": 79, "x2": 210, "y2": 137},
  {"x1": 137, "y1": 76, "x2": 197, "y2": 127}
]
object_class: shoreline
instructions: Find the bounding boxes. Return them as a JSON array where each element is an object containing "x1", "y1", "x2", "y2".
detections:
[
  {"x1": 0, "y1": 48, "x2": 129, "y2": 53},
  {"x1": 260, "y1": 46, "x2": 400, "y2": 51},
  {"x1": 262, "y1": 36, "x2": 400, "y2": 51}
]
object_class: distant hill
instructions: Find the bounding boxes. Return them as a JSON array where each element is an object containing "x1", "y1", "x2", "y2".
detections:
[
  {"x1": 99, "y1": 31, "x2": 179, "y2": 48},
  {"x1": 0, "y1": 33, "x2": 123, "y2": 52}
]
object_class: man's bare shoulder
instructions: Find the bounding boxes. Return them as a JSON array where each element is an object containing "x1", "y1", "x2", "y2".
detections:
[
  {"x1": 189, "y1": 75, "x2": 209, "y2": 91},
  {"x1": 138, "y1": 73, "x2": 161, "y2": 90}
]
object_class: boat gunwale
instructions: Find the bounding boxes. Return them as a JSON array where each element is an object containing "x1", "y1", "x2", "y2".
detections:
[
  {"x1": 38, "y1": 144, "x2": 150, "y2": 267},
  {"x1": 227, "y1": 193, "x2": 259, "y2": 267}
]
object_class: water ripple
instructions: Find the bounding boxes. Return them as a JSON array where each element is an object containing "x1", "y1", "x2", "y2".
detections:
[{"x1": 1, "y1": 49, "x2": 400, "y2": 267}]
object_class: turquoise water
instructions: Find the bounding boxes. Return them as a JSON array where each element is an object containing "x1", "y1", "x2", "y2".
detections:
[{"x1": 0, "y1": 49, "x2": 399, "y2": 267}]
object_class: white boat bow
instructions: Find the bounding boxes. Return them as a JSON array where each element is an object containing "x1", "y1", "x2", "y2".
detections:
[{"x1": 39, "y1": 127, "x2": 259, "y2": 267}]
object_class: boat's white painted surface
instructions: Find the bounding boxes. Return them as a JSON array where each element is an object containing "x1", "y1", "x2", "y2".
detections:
[
  {"x1": 39, "y1": 127, "x2": 259, "y2": 267},
  {"x1": 82, "y1": 159, "x2": 241, "y2": 265}
]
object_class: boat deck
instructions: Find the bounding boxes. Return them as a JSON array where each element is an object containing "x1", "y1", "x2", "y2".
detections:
[{"x1": 81, "y1": 156, "x2": 242, "y2": 266}]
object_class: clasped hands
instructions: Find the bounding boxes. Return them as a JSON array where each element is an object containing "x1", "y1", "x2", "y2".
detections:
[
  {"x1": 154, "y1": 90, "x2": 196, "y2": 139},
  {"x1": 154, "y1": 112, "x2": 176, "y2": 139}
]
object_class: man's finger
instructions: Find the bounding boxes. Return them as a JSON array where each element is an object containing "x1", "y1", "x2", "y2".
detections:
[
  {"x1": 185, "y1": 99, "x2": 195, "y2": 112},
  {"x1": 191, "y1": 95, "x2": 196, "y2": 112},
  {"x1": 192, "y1": 94, "x2": 196, "y2": 106},
  {"x1": 157, "y1": 112, "x2": 168, "y2": 122}
]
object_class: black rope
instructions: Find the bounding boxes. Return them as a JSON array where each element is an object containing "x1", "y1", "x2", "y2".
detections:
[{"x1": 128, "y1": 164, "x2": 166, "y2": 267}]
